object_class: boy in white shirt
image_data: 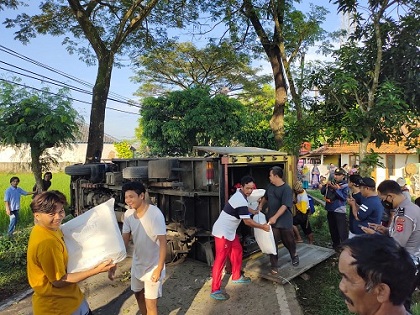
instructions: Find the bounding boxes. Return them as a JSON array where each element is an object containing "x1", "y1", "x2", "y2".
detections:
[{"x1": 122, "y1": 182, "x2": 166, "y2": 315}]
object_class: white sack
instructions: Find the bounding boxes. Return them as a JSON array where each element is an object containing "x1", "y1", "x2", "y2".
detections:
[
  {"x1": 253, "y1": 212, "x2": 277, "y2": 255},
  {"x1": 61, "y1": 198, "x2": 126, "y2": 273},
  {"x1": 248, "y1": 189, "x2": 266, "y2": 210}
]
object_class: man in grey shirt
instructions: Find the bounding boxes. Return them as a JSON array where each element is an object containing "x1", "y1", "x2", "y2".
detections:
[{"x1": 258, "y1": 166, "x2": 298, "y2": 274}]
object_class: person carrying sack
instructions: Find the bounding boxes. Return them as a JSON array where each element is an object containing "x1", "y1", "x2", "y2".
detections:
[{"x1": 292, "y1": 181, "x2": 314, "y2": 244}]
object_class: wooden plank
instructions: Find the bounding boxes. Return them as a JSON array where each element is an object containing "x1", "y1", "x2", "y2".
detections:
[{"x1": 243, "y1": 243, "x2": 335, "y2": 284}]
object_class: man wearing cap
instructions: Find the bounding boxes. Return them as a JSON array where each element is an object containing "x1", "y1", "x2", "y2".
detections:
[
  {"x1": 321, "y1": 167, "x2": 349, "y2": 250},
  {"x1": 362, "y1": 180, "x2": 420, "y2": 260},
  {"x1": 347, "y1": 177, "x2": 383, "y2": 237}
]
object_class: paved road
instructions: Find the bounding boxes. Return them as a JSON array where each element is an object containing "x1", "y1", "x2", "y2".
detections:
[{"x1": 0, "y1": 256, "x2": 303, "y2": 315}]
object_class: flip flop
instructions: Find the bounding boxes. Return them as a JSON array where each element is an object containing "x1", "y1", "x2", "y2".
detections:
[{"x1": 210, "y1": 290, "x2": 229, "y2": 301}]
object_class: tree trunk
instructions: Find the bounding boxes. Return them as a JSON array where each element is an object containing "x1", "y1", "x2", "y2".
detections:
[
  {"x1": 30, "y1": 145, "x2": 43, "y2": 193},
  {"x1": 85, "y1": 53, "x2": 114, "y2": 163},
  {"x1": 268, "y1": 49, "x2": 288, "y2": 148},
  {"x1": 359, "y1": 136, "x2": 370, "y2": 176}
]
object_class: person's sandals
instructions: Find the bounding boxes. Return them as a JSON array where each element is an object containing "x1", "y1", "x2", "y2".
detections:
[
  {"x1": 210, "y1": 290, "x2": 229, "y2": 300},
  {"x1": 231, "y1": 275, "x2": 251, "y2": 284},
  {"x1": 292, "y1": 255, "x2": 300, "y2": 266},
  {"x1": 270, "y1": 268, "x2": 278, "y2": 275}
]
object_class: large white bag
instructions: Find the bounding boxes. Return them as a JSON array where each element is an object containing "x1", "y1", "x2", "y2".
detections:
[
  {"x1": 248, "y1": 189, "x2": 266, "y2": 210},
  {"x1": 61, "y1": 198, "x2": 126, "y2": 273},
  {"x1": 253, "y1": 212, "x2": 277, "y2": 255}
]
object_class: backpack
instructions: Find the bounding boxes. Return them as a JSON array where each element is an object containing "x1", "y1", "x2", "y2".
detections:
[{"x1": 308, "y1": 195, "x2": 316, "y2": 214}]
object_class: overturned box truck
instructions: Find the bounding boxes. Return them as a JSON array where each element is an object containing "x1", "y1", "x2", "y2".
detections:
[{"x1": 65, "y1": 146, "x2": 293, "y2": 265}]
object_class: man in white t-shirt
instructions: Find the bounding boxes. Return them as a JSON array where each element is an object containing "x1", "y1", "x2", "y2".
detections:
[
  {"x1": 122, "y1": 182, "x2": 166, "y2": 315},
  {"x1": 210, "y1": 175, "x2": 270, "y2": 301}
]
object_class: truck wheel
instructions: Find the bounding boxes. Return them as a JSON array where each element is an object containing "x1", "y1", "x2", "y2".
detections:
[
  {"x1": 122, "y1": 166, "x2": 148, "y2": 179},
  {"x1": 65, "y1": 164, "x2": 92, "y2": 176}
]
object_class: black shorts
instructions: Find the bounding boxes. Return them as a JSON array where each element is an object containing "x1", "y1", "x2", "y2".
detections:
[{"x1": 293, "y1": 211, "x2": 312, "y2": 236}]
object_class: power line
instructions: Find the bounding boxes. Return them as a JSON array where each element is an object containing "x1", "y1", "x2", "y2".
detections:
[
  {"x1": 0, "y1": 78, "x2": 140, "y2": 116},
  {"x1": 0, "y1": 61, "x2": 143, "y2": 108},
  {"x1": 0, "y1": 44, "x2": 142, "y2": 107}
]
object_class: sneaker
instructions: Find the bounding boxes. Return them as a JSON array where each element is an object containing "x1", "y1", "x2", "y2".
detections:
[
  {"x1": 292, "y1": 255, "x2": 299, "y2": 267},
  {"x1": 210, "y1": 290, "x2": 229, "y2": 301},
  {"x1": 231, "y1": 275, "x2": 251, "y2": 284}
]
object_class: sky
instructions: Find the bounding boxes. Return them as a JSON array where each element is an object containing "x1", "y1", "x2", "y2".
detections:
[{"x1": 0, "y1": 1, "x2": 343, "y2": 141}]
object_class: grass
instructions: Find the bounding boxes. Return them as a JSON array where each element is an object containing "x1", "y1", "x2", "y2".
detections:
[
  {"x1": 0, "y1": 172, "x2": 71, "y2": 301},
  {"x1": 0, "y1": 172, "x2": 71, "y2": 233}
]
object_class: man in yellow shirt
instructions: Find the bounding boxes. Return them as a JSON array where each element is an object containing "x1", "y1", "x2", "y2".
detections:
[{"x1": 27, "y1": 191, "x2": 116, "y2": 315}]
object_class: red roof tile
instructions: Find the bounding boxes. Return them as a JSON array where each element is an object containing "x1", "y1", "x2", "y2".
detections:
[{"x1": 306, "y1": 142, "x2": 417, "y2": 156}]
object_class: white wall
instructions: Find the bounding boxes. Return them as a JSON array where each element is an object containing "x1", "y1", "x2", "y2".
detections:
[{"x1": 0, "y1": 144, "x2": 117, "y2": 165}]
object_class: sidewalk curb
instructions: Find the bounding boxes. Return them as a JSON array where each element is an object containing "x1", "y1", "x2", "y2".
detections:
[{"x1": 0, "y1": 288, "x2": 33, "y2": 312}]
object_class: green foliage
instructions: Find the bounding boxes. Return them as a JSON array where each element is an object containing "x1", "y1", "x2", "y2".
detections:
[
  {"x1": 133, "y1": 41, "x2": 271, "y2": 97},
  {"x1": 0, "y1": 79, "x2": 80, "y2": 187},
  {"x1": 0, "y1": 227, "x2": 29, "y2": 301},
  {"x1": 0, "y1": 228, "x2": 30, "y2": 267},
  {"x1": 236, "y1": 85, "x2": 277, "y2": 149},
  {"x1": 139, "y1": 87, "x2": 245, "y2": 156},
  {"x1": 311, "y1": 1, "x2": 418, "y2": 156},
  {"x1": 359, "y1": 149, "x2": 385, "y2": 177},
  {"x1": 0, "y1": 80, "x2": 79, "y2": 150},
  {"x1": 114, "y1": 141, "x2": 133, "y2": 158}
]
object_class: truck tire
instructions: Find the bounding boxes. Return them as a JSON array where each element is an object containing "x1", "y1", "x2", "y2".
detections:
[
  {"x1": 65, "y1": 164, "x2": 92, "y2": 176},
  {"x1": 122, "y1": 166, "x2": 148, "y2": 179}
]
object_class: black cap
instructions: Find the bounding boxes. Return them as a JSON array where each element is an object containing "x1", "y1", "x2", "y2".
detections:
[
  {"x1": 358, "y1": 177, "x2": 376, "y2": 188},
  {"x1": 334, "y1": 168, "x2": 346, "y2": 175},
  {"x1": 349, "y1": 174, "x2": 362, "y2": 186}
]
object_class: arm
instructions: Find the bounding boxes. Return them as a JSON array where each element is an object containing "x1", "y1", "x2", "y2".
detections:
[
  {"x1": 243, "y1": 217, "x2": 270, "y2": 232},
  {"x1": 151, "y1": 234, "x2": 167, "y2": 282},
  {"x1": 4, "y1": 201, "x2": 10, "y2": 215},
  {"x1": 257, "y1": 196, "x2": 267, "y2": 212},
  {"x1": 390, "y1": 216, "x2": 413, "y2": 248},
  {"x1": 52, "y1": 259, "x2": 116, "y2": 288},
  {"x1": 268, "y1": 205, "x2": 288, "y2": 225},
  {"x1": 122, "y1": 232, "x2": 131, "y2": 249},
  {"x1": 334, "y1": 184, "x2": 348, "y2": 201},
  {"x1": 347, "y1": 198, "x2": 360, "y2": 220}
]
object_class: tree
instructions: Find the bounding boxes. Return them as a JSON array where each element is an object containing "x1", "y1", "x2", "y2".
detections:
[
  {"x1": 0, "y1": 78, "x2": 80, "y2": 190},
  {"x1": 114, "y1": 141, "x2": 133, "y2": 158},
  {"x1": 201, "y1": 0, "x2": 329, "y2": 148},
  {"x1": 235, "y1": 84, "x2": 277, "y2": 149},
  {"x1": 138, "y1": 87, "x2": 245, "y2": 155},
  {"x1": 132, "y1": 41, "x2": 271, "y2": 97},
  {"x1": 311, "y1": 0, "x2": 419, "y2": 173},
  {"x1": 3, "y1": 0, "x2": 164, "y2": 163}
]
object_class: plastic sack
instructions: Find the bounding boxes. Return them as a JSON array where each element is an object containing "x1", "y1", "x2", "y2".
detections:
[
  {"x1": 248, "y1": 189, "x2": 266, "y2": 210},
  {"x1": 253, "y1": 212, "x2": 277, "y2": 255},
  {"x1": 61, "y1": 198, "x2": 126, "y2": 273}
]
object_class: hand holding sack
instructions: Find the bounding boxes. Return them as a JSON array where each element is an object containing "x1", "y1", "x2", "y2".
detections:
[
  {"x1": 61, "y1": 198, "x2": 127, "y2": 273},
  {"x1": 253, "y1": 212, "x2": 276, "y2": 255}
]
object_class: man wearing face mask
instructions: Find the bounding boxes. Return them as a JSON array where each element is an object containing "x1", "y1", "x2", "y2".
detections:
[{"x1": 361, "y1": 180, "x2": 420, "y2": 259}]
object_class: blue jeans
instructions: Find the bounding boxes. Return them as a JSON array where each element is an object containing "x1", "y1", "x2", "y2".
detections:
[{"x1": 7, "y1": 210, "x2": 19, "y2": 236}]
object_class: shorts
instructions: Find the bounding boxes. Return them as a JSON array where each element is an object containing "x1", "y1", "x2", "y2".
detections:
[
  {"x1": 131, "y1": 267, "x2": 166, "y2": 300},
  {"x1": 293, "y1": 211, "x2": 312, "y2": 236}
]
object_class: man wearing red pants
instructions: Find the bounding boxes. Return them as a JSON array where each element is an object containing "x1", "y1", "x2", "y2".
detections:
[{"x1": 210, "y1": 175, "x2": 270, "y2": 301}]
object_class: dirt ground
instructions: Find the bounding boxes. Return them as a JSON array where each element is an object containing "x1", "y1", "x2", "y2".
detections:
[{"x1": 0, "y1": 255, "x2": 302, "y2": 315}]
